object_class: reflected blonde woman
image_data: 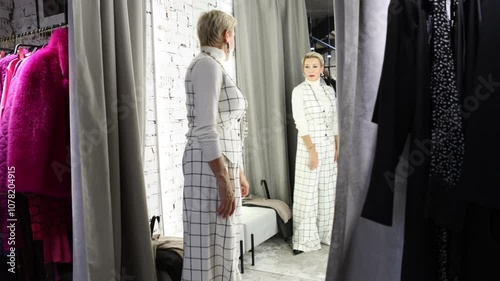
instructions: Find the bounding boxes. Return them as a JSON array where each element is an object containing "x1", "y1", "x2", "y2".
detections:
[{"x1": 291, "y1": 52, "x2": 339, "y2": 255}]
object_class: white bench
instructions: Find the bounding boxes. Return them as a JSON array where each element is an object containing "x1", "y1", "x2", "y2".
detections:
[{"x1": 239, "y1": 206, "x2": 279, "y2": 273}]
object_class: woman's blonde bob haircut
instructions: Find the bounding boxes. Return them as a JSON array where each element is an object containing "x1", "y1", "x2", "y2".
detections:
[
  {"x1": 302, "y1": 52, "x2": 325, "y2": 68},
  {"x1": 197, "y1": 10, "x2": 237, "y2": 47}
]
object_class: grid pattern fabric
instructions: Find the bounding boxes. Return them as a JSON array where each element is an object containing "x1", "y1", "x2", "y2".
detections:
[
  {"x1": 182, "y1": 142, "x2": 242, "y2": 281},
  {"x1": 182, "y1": 50, "x2": 246, "y2": 281},
  {"x1": 292, "y1": 82, "x2": 338, "y2": 252}
]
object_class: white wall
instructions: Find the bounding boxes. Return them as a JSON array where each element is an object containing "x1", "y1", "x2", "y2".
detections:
[{"x1": 145, "y1": 0, "x2": 235, "y2": 237}]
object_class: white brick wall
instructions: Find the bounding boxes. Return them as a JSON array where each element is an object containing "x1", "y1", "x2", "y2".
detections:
[{"x1": 145, "y1": 0, "x2": 235, "y2": 237}]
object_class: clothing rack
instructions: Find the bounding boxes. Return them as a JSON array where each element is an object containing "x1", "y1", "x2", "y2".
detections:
[
  {"x1": 14, "y1": 44, "x2": 43, "y2": 54},
  {"x1": 310, "y1": 35, "x2": 336, "y2": 51},
  {"x1": 0, "y1": 22, "x2": 67, "y2": 44}
]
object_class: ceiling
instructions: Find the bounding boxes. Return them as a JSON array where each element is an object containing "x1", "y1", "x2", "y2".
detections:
[{"x1": 305, "y1": 0, "x2": 334, "y2": 19}]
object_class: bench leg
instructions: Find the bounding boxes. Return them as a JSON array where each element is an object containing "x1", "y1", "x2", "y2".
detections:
[
  {"x1": 251, "y1": 234, "x2": 255, "y2": 266},
  {"x1": 240, "y1": 240, "x2": 244, "y2": 274}
]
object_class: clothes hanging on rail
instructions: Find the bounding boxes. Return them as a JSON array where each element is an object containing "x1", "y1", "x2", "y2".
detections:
[
  {"x1": 454, "y1": 0, "x2": 500, "y2": 279},
  {"x1": 0, "y1": 28, "x2": 71, "y2": 280},
  {"x1": 361, "y1": 0, "x2": 500, "y2": 280},
  {"x1": 6, "y1": 28, "x2": 71, "y2": 197},
  {"x1": 361, "y1": 0, "x2": 436, "y2": 280}
]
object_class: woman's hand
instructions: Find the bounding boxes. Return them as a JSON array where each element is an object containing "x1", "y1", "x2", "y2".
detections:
[
  {"x1": 217, "y1": 175, "x2": 235, "y2": 218},
  {"x1": 308, "y1": 147, "x2": 319, "y2": 170},
  {"x1": 240, "y1": 170, "x2": 250, "y2": 198}
]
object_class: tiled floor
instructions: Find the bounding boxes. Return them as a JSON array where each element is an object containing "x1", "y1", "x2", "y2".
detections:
[{"x1": 241, "y1": 236, "x2": 329, "y2": 281}]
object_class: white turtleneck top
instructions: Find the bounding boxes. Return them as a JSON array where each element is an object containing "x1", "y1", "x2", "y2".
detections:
[{"x1": 291, "y1": 78, "x2": 339, "y2": 137}]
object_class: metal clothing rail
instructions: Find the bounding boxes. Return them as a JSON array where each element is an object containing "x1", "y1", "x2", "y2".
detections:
[
  {"x1": 310, "y1": 35, "x2": 336, "y2": 51},
  {"x1": 0, "y1": 22, "x2": 67, "y2": 44}
]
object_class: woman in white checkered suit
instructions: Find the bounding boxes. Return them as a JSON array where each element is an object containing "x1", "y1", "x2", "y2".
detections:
[
  {"x1": 291, "y1": 52, "x2": 339, "y2": 255},
  {"x1": 182, "y1": 10, "x2": 249, "y2": 281}
]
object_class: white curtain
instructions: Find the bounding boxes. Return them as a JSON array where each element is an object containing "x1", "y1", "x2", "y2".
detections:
[
  {"x1": 234, "y1": 0, "x2": 309, "y2": 205},
  {"x1": 69, "y1": 0, "x2": 156, "y2": 280}
]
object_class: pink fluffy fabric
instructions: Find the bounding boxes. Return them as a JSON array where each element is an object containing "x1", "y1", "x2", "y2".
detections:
[
  {"x1": 5, "y1": 28, "x2": 70, "y2": 197},
  {"x1": 0, "y1": 54, "x2": 16, "y2": 91},
  {"x1": 0, "y1": 29, "x2": 72, "y2": 262}
]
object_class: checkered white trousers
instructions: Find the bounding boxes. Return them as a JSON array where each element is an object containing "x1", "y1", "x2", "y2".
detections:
[
  {"x1": 292, "y1": 136, "x2": 337, "y2": 252},
  {"x1": 182, "y1": 140, "x2": 243, "y2": 281}
]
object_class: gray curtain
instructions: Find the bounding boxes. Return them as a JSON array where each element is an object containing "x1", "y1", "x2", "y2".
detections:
[
  {"x1": 326, "y1": 0, "x2": 407, "y2": 280},
  {"x1": 69, "y1": 0, "x2": 156, "y2": 280},
  {"x1": 234, "y1": 0, "x2": 309, "y2": 205}
]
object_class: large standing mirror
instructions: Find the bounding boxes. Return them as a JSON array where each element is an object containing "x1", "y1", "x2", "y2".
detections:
[{"x1": 233, "y1": 0, "x2": 336, "y2": 279}]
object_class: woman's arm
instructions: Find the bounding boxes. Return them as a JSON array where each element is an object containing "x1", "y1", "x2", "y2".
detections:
[
  {"x1": 292, "y1": 86, "x2": 319, "y2": 169},
  {"x1": 191, "y1": 59, "x2": 234, "y2": 218}
]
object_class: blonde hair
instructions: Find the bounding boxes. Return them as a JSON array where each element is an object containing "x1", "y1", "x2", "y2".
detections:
[
  {"x1": 197, "y1": 10, "x2": 237, "y2": 47},
  {"x1": 302, "y1": 52, "x2": 325, "y2": 67}
]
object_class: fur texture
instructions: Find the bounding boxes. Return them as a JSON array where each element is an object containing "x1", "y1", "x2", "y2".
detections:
[
  {"x1": 2, "y1": 28, "x2": 70, "y2": 196},
  {"x1": 0, "y1": 54, "x2": 16, "y2": 92}
]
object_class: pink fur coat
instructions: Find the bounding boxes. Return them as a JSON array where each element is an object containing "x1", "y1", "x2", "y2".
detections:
[{"x1": 1, "y1": 28, "x2": 70, "y2": 196}]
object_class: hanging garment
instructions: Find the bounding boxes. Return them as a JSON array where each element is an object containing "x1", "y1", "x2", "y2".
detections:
[
  {"x1": 458, "y1": 0, "x2": 500, "y2": 211},
  {"x1": 6, "y1": 28, "x2": 70, "y2": 196},
  {"x1": 0, "y1": 56, "x2": 24, "y2": 121},
  {"x1": 429, "y1": 1, "x2": 466, "y2": 279},
  {"x1": 182, "y1": 46, "x2": 246, "y2": 281},
  {"x1": 0, "y1": 54, "x2": 16, "y2": 95},
  {"x1": 430, "y1": 0, "x2": 465, "y2": 187},
  {"x1": 0, "y1": 54, "x2": 16, "y2": 253},
  {"x1": 361, "y1": 0, "x2": 439, "y2": 280},
  {"x1": 291, "y1": 80, "x2": 338, "y2": 252},
  {"x1": 0, "y1": 55, "x2": 33, "y2": 252},
  {"x1": 455, "y1": 1, "x2": 500, "y2": 279},
  {"x1": 0, "y1": 29, "x2": 72, "y2": 264},
  {"x1": 28, "y1": 195, "x2": 72, "y2": 263}
]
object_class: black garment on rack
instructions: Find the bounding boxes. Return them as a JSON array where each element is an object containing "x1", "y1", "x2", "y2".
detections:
[
  {"x1": 360, "y1": 0, "x2": 500, "y2": 280},
  {"x1": 362, "y1": 0, "x2": 431, "y2": 228},
  {"x1": 456, "y1": 1, "x2": 500, "y2": 279},
  {"x1": 458, "y1": 0, "x2": 500, "y2": 211},
  {"x1": 361, "y1": 0, "x2": 437, "y2": 280}
]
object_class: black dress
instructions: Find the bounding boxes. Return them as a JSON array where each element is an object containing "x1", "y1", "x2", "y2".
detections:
[
  {"x1": 457, "y1": 0, "x2": 500, "y2": 279},
  {"x1": 361, "y1": 0, "x2": 438, "y2": 280}
]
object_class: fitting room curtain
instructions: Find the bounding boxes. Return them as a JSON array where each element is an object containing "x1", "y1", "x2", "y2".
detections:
[
  {"x1": 325, "y1": 0, "x2": 408, "y2": 280},
  {"x1": 69, "y1": 0, "x2": 156, "y2": 280},
  {"x1": 234, "y1": 0, "x2": 309, "y2": 205}
]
